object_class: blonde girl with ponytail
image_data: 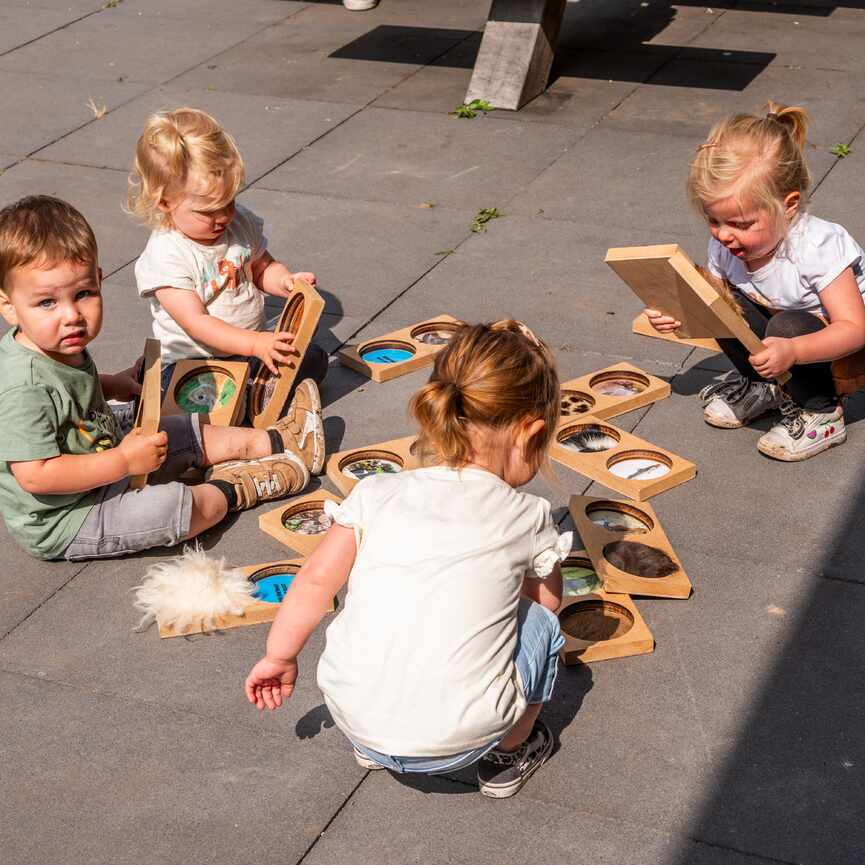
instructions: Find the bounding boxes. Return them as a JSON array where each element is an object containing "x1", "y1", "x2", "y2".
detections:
[
  {"x1": 128, "y1": 107, "x2": 327, "y2": 411},
  {"x1": 646, "y1": 102, "x2": 865, "y2": 461},
  {"x1": 245, "y1": 321, "x2": 572, "y2": 799}
]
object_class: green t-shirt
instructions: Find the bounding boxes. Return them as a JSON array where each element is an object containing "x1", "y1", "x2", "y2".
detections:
[{"x1": 0, "y1": 330, "x2": 121, "y2": 559}]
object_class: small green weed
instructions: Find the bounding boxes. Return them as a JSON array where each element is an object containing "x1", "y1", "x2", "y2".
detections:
[
  {"x1": 102, "y1": 0, "x2": 122, "y2": 8},
  {"x1": 831, "y1": 143, "x2": 851, "y2": 158},
  {"x1": 471, "y1": 207, "x2": 502, "y2": 233},
  {"x1": 453, "y1": 99, "x2": 493, "y2": 119},
  {"x1": 435, "y1": 249, "x2": 455, "y2": 257}
]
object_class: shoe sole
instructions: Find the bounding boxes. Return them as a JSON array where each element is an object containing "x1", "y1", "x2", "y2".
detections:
[
  {"x1": 758, "y1": 430, "x2": 847, "y2": 462},
  {"x1": 703, "y1": 415, "x2": 746, "y2": 429},
  {"x1": 478, "y1": 734, "x2": 554, "y2": 800}
]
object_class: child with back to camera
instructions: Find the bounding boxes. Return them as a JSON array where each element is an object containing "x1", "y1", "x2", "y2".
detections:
[
  {"x1": 244, "y1": 321, "x2": 572, "y2": 799},
  {"x1": 0, "y1": 196, "x2": 324, "y2": 561},
  {"x1": 128, "y1": 107, "x2": 329, "y2": 407},
  {"x1": 646, "y1": 102, "x2": 865, "y2": 461}
]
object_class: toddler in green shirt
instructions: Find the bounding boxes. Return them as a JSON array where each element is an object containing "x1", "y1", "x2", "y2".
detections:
[{"x1": 0, "y1": 196, "x2": 326, "y2": 560}]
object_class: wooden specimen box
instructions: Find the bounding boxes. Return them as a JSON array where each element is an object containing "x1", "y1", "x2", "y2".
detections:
[
  {"x1": 568, "y1": 495, "x2": 692, "y2": 599},
  {"x1": 325, "y1": 435, "x2": 420, "y2": 497},
  {"x1": 606, "y1": 244, "x2": 789, "y2": 384},
  {"x1": 632, "y1": 311, "x2": 721, "y2": 353},
  {"x1": 337, "y1": 315, "x2": 464, "y2": 383},
  {"x1": 129, "y1": 338, "x2": 162, "y2": 490},
  {"x1": 258, "y1": 489, "x2": 344, "y2": 557},
  {"x1": 557, "y1": 550, "x2": 654, "y2": 665},
  {"x1": 162, "y1": 359, "x2": 249, "y2": 426},
  {"x1": 248, "y1": 279, "x2": 325, "y2": 429},
  {"x1": 550, "y1": 414, "x2": 696, "y2": 500},
  {"x1": 559, "y1": 362, "x2": 670, "y2": 422},
  {"x1": 158, "y1": 558, "x2": 335, "y2": 638}
]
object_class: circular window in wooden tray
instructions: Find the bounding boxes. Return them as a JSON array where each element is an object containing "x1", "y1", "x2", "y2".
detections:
[
  {"x1": 602, "y1": 540, "x2": 678, "y2": 578},
  {"x1": 589, "y1": 369, "x2": 650, "y2": 397},
  {"x1": 360, "y1": 339, "x2": 417, "y2": 364},
  {"x1": 175, "y1": 366, "x2": 238, "y2": 413},
  {"x1": 560, "y1": 390, "x2": 595, "y2": 416},
  {"x1": 249, "y1": 563, "x2": 301, "y2": 604},
  {"x1": 561, "y1": 554, "x2": 602, "y2": 597},
  {"x1": 559, "y1": 599, "x2": 634, "y2": 642},
  {"x1": 340, "y1": 449, "x2": 404, "y2": 481},
  {"x1": 281, "y1": 502, "x2": 333, "y2": 536},
  {"x1": 410, "y1": 321, "x2": 461, "y2": 346},
  {"x1": 606, "y1": 449, "x2": 671, "y2": 480},
  {"x1": 585, "y1": 500, "x2": 653, "y2": 534},
  {"x1": 558, "y1": 422, "x2": 620, "y2": 453},
  {"x1": 250, "y1": 295, "x2": 305, "y2": 415}
]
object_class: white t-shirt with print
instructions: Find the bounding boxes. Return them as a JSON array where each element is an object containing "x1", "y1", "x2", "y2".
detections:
[
  {"x1": 316, "y1": 466, "x2": 571, "y2": 758},
  {"x1": 135, "y1": 204, "x2": 268, "y2": 365},
  {"x1": 707, "y1": 213, "x2": 865, "y2": 316}
]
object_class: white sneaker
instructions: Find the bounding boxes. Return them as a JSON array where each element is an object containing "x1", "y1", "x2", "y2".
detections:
[
  {"x1": 757, "y1": 401, "x2": 846, "y2": 462},
  {"x1": 343, "y1": 0, "x2": 378, "y2": 9},
  {"x1": 700, "y1": 372, "x2": 782, "y2": 429}
]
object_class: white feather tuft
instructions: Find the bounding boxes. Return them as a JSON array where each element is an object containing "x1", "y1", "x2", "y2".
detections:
[{"x1": 132, "y1": 545, "x2": 255, "y2": 633}]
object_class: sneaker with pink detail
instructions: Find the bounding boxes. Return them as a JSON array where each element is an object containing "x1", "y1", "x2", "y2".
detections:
[{"x1": 757, "y1": 401, "x2": 846, "y2": 461}]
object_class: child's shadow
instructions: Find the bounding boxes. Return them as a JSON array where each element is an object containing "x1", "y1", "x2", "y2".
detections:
[{"x1": 392, "y1": 663, "x2": 594, "y2": 795}]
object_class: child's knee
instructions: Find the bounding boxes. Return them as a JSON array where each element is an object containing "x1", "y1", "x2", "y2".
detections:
[
  {"x1": 766, "y1": 310, "x2": 822, "y2": 340},
  {"x1": 190, "y1": 484, "x2": 228, "y2": 529}
]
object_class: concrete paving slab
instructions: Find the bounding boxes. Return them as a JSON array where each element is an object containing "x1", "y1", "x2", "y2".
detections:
[
  {"x1": 36, "y1": 86, "x2": 359, "y2": 180},
  {"x1": 170, "y1": 10, "x2": 470, "y2": 105},
  {"x1": 256, "y1": 108, "x2": 580, "y2": 208},
  {"x1": 0, "y1": 70, "x2": 149, "y2": 157},
  {"x1": 0, "y1": 669, "x2": 364, "y2": 865},
  {"x1": 811, "y1": 142, "x2": 865, "y2": 242},
  {"x1": 0, "y1": 160, "x2": 147, "y2": 276},
  {"x1": 365, "y1": 214, "x2": 705, "y2": 371},
  {"x1": 683, "y1": 7, "x2": 865, "y2": 73},
  {"x1": 110, "y1": 0, "x2": 301, "y2": 25},
  {"x1": 7, "y1": 0, "x2": 101, "y2": 12},
  {"x1": 240, "y1": 186, "x2": 475, "y2": 318},
  {"x1": 0, "y1": 6, "x2": 275, "y2": 85},
  {"x1": 301, "y1": 772, "x2": 783, "y2": 865},
  {"x1": 0, "y1": 4, "x2": 91, "y2": 55},
  {"x1": 508, "y1": 124, "x2": 709, "y2": 238}
]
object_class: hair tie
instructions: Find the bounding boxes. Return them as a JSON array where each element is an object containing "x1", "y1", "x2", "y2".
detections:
[
  {"x1": 515, "y1": 322, "x2": 541, "y2": 347},
  {"x1": 766, "y1": 111, "x2": 779, "y2": 122}
]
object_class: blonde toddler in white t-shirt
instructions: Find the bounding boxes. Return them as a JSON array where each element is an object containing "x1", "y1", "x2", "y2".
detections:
[
  {"x1": 128, "y1": 108, "x2": 328, "y2": 400},
  {"x1": 244, "y1": 320, "x2": 572, "y2": 800}
]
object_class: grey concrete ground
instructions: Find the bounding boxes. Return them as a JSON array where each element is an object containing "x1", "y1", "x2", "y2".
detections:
[{"x1": 1, "y1": 1, "x2": 864, "y2": 863}]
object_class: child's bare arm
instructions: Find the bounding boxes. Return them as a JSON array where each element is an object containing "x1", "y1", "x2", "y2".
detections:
[
  {"x1": 251, "y1": 251, "x2": 316, "y2": 298},
  {"x1": 245, "y1": 524, "x2": 356, "y2": 710},
  {"x1": 522, "y1": 562, "x2": 563, "y2": 613},
  {"x1": 10, "y1": 429, "x2": 167, "y2": 495},
  {"x1": 154, "y1": 286, "x2": 299, "y2": 374},
  {"x1": 751, "y1": 267, "x2": 865, "y2": 377}
]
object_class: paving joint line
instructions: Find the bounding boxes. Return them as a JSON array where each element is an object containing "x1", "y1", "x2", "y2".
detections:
[
  {"x1": 811, "y1": 116, "x2": 865, "y2": 197},
  {"x1": 819, "y1": 572, "x2": 865, "y2": 587},
  {"x1": 0, "y1": 4, "x2": 103, "y2": 59},
  {"x1": 686, "y1": 834, "x2": 802, "y2": 865}
]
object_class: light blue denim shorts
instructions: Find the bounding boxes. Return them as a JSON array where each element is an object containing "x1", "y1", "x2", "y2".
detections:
[{"x1": 351, "y1": 597, "x2": 565, "y2": 775}]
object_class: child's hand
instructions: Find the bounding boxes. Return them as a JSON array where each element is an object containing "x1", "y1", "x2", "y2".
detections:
[
  {"x1": 281, "y1": 271, "x2": 316, "y2": 295},
  {"x1": 245, "y1": 656, "x2": 298, "y2": 710},
  {"x1": 118, "y1": 428, "x2": 168, "y2": 476},
  {"x1": 253, "y1": 330, "x2": 300, "y2": 375},
  {"x1": 750, "y1": 336, "x2": 796, "y2": 379},
  {"x1": 110, "y1": 357, "x2": 144, "y2": 402},
  {"x1": 645, "y1": 308, "x2": 682, "y2": 333}
]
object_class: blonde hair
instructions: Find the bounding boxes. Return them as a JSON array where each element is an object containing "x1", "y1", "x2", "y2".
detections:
[
  {"x1": 410, "y1": 320, "x2": 560, "y2": 469},
  {"x1": 688, "y1": 101, "x2": 811, "y2": 233},
  {"x1": 127, "y1": 107, "x2": 245, "y2": 229},
  {"x1": 0, "y1": 196, "x2": 97, "y2": 293}
]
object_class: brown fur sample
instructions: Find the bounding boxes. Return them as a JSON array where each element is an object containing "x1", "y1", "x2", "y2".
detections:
[{"x1": 603, "y1": 540, "x2": 678, "y2": 578}]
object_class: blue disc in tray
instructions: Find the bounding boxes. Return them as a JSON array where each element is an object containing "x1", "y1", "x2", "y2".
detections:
[
  {"x1": 252, "y1": 573, "x2": 296, "y2": 604},
  {"x1": 361, "y1": 347, "x2": 414, "y2": 364}
]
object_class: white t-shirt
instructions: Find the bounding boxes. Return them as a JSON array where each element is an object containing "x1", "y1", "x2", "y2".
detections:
[
  {"x1": 316, "y1": 466, "x2": 571, "y2": 757},
  {"x1": 707, "y1": 213, "x2": 865, "y2": 316},
  {"x1": 135, "y1": 204, "x2": 268, "y2": 365}
]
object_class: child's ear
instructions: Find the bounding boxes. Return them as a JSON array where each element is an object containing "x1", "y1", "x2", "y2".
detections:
[
  {"x1": 0, "y1": 289, "x2": 18, "y2": 327},
  {"x1": 784, "y1": 191, "x2": 801, "y2": 219},
  {"x1": 515, "y1": 417, "x2": 546, "y2": 453},
  {"x1": 156, "y1": 197, "x2": 171, "y2": 214}
]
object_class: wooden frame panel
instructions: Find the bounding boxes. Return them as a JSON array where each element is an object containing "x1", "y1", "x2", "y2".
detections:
[
  {"x1": 248, "y1": 279, "x2": 325, "y2": 428},
  {"x1": 606, "y1": 244, "x2": 789, "y2": 384},
  {"x1": 129, "y1": 338, "x2": 162, "y2": 490},
  {"x1": 550, "y1": 414, "x2": 695, "y2": 500},
  {"x1": 325, "y1": 435, "x2": 420, "y2": 497},
  {"x1": 632, "y1": 312, "x2": 721, "y2": 352},
  {"x1": 568, "y1": 495, "x2": 692, "y2": 599},
  {"x1": 258, "y1": 489, "x2": 344, "y2": 556},
  {"x1": 557, "y1": 549, "x2": 654, "y2": 664},
  {"x1": 560, "y1": 362, "x2": 670, "y2": 421},
  {"x1": 162, "y1": 359, "x2": 249, "y2": 426},
  {"x1": 158, "y1": 558, "x2": 336, "y2": 638},
  {"x1": 337, "y1": 315, "x2": 463, "y2": 383}
]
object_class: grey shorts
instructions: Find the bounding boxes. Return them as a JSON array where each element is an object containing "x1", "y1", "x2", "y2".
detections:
[{"x1": 64, "y1": 413, "x2": 204, "y2": 561}]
